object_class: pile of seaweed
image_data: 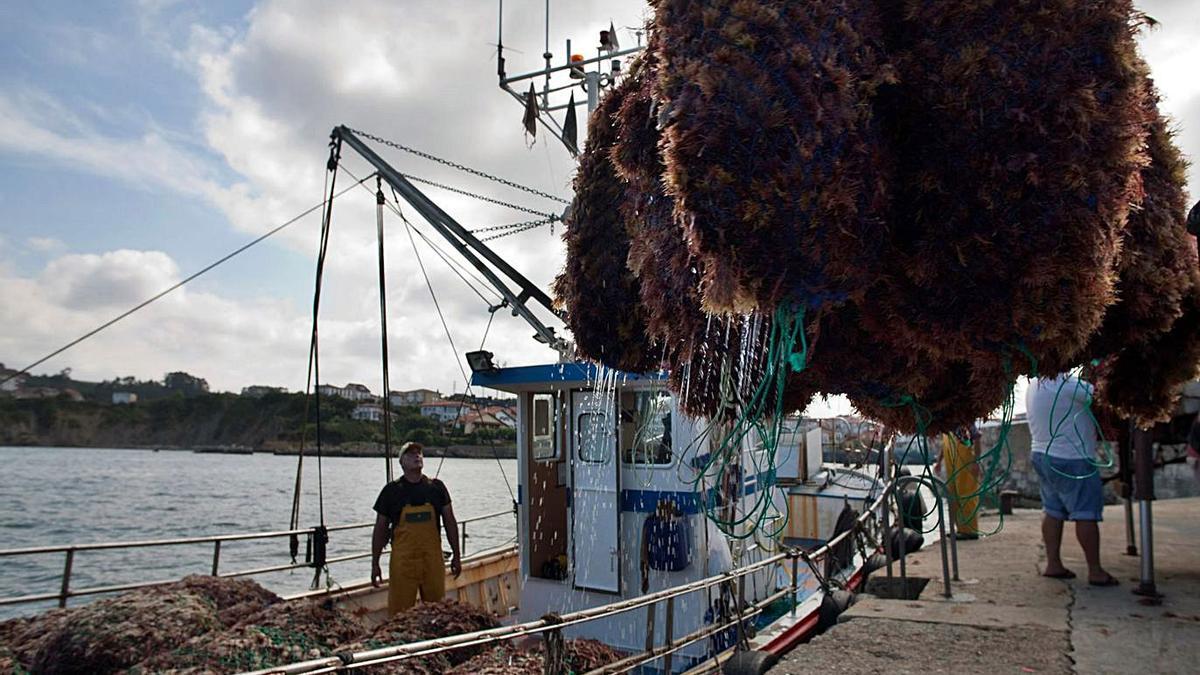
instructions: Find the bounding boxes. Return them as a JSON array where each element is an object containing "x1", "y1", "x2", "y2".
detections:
[
  {"x1": 446, "y1": 638, "x2": 620, "y2": 675},
  {"x1": 554, "y1": 0, "x2": 1198, "y2": 432},
  {"x1": 0, "y1": 579, "x2": 554, "y2": 674}
]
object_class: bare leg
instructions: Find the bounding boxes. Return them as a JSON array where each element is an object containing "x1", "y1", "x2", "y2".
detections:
[
  {"x1": 1075, "y1": 521, "x2": 1112, "y2": 583},
  {"x1": 1042, "y1": 514, "x2": 1071, "y2": 576}
]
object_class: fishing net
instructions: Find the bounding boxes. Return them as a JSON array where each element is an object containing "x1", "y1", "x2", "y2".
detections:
[
  {"x1": 554, "y1": 72, "x2": 660, "y2": 373},
  {"x1": 862, "y1": 0, "x2": 1149, "y2": 374},
  {"x1": 651, "y1": 0, "x2": 894, "y2": 314},
  {"x1": 1085, "y1": 86, "x2": 1195, "y2": 362}
]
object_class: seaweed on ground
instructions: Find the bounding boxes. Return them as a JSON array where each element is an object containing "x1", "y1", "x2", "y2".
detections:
[
  {"x1": 445, "y1": 638, "x2": 620, "y2": 675},
  {"x1": 652, "y1": 0, "x2": 894, "y2": 314},
  {"x1": 863, "y1": 0, "x2": 1149, "y2": 374},
  {"x1": 554, "y1": 71, "x2": 660, "y2": 373}
]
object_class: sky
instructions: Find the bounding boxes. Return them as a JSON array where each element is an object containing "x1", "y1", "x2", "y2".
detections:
[{"x1": 1, "y1": 1, "x2": 1198, "y2": 417}]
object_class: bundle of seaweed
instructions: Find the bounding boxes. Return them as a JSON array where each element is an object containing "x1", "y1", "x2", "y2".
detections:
[
  {"x1": 554, "y1": 73, "x2": 659, "y2": 373},
  {"x1": 135, "y1": 599, "x2": 368, "y2": 673},
  {"x1": 798, "y1": 303, "x2": 1013, "y2": 434},
  {"x1": 336, "y1": 600, "x2": 501, "y2": 674},
  {"x1": 865, "y1": 0, "x2": 1149, "y2": 373},
  {"x1": 652, "y1": 0, "x2": 894, "y2": 314},
  {"x1": 1096, "y1": 273, "x2": 1200, "y2": 424},
  {"x1": 1085, "y1": 89, "x2": 1195, "y2": 361},
  {"x1": 445, "y1": 638, "x2": 620, "y2": 674}
]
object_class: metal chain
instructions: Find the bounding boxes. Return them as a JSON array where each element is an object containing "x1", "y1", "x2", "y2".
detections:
[
  {"x1": 401, "y1": 172, "x2": 559, "y2": 218},
  {"x1": 478, "y1": 217, "x2": 558, "y2": 242},
  {"x1": 471, "y1": 215, "x2": 560, "y2": 235},
  {"x1": 347, "y1": 127, "x2": 571, "y2": 205}
]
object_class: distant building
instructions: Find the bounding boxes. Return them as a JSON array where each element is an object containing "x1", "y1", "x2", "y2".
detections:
[
  {"x1": 344, "y1": 383, "x2": 374, "y2": 402},
  {"x1": 241, "y1": 385, "x2": 287, "y2": 398},
  {"x1": 61, "y1": 388, "x2": 84, "y2": 402},
  {"x1": 318, "y1": 383, "x2": 375, "y2": 402},
  {"x1": 112, "y1": 392, "x2": 138, "y2": 405},
  {"x1": 0, "y1": 364, "x2": 25, "y2": 394},
  {"x1": 389, "y1": 388, "x2": 441, "y2": 407},
  {"x1": 460, "y1": 410, "x2": 505, "y2": 434},
  {"x1": 420, "y1": 400, "x2": 470, "y2": 423},
  {"x1": 352, "y1": 403, "x2": 384, "y2": 422},
  {"x1": 483, "y1": 405, "x2": 517, "y2": 428},
  {"x1": 14, "y1": 387, "x2": 61, "y2": 400}
]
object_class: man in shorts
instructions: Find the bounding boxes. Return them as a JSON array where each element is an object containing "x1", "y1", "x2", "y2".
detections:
[{"x1": 1025, "y1": 373, "x2": 1118, "y2": 586}]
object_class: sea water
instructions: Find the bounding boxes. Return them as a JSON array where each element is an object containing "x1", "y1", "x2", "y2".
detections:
[{"x1": 0, "y1": 446, "x2": 517, "y2": 619}]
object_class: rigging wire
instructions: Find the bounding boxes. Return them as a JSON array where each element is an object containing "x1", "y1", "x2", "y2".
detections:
[
  {"x1": 376, "y1": 175, "x2": 395, "y2": 484},
  {"x1": 0, "y1": 175, "x2": 375, "y2": 389},
  {"x1": 392, "y1": 200, "x2": 516, "y2": 501},
  {"x1": 339, "y1": 166, "x2": 503, "y2": 308},
  {"x1": 346, "y1": 126, "x2": 570, "y2": 205}
]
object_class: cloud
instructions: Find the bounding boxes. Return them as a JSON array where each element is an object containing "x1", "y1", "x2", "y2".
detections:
[{"x1": 25, "y1": 237, "x2": 65, "y2": 253}]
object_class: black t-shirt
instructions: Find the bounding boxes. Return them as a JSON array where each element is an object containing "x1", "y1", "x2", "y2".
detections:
[{"x1": 373, "y1": 476, "x2": 451, "y2": 529}]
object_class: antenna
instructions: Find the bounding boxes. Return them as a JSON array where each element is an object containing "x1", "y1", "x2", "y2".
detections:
[{"x1": 495, "y1": 0, "x2": 643, "y2": 156}]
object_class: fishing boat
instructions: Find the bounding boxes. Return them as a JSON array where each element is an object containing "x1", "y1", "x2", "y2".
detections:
[{"x1": 0, "y1": 7, "x2": 950, "y2": 673}]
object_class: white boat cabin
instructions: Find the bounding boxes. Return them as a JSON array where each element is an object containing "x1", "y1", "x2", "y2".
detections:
[{"x1": 472, "y1": 362, "x2": 881, "y2": 668}]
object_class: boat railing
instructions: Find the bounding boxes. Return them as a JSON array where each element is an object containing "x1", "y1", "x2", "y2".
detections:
[
  {"x1": 248, "y1": 480, "x2": 897, "y2": 675},
  {"x1": 0, "y1": 508, "x2": 514, "y2": 610}
]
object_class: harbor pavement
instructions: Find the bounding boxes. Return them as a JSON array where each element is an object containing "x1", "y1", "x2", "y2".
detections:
[{"x1": 773, "y1": 496, "x2": 1200, "y2": 674}]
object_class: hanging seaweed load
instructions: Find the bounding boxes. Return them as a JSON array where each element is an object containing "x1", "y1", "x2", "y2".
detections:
[
  {"x1": 652, "y1": 0, "x2": 894, "y2": 315},
  {"x1": 554, "y1": 74, "x2": 660, "y2": 373},
  {"x1": 1086, "y1": 85, "x2": 1195, "y2": 362},
  {"x1": 864, "y1": 0, "x2": 1149, "y2": 375},
  {"x1": 1096, "y1": 274, "x2": 1200, "y2": 425}
]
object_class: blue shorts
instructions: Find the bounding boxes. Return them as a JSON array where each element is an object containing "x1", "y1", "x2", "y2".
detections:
[{"x1": 1031, "y1": 453, "x2": 1103, "y2": 521}]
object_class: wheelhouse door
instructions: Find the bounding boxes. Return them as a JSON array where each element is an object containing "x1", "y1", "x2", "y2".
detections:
[{"x1": 571, "y1": 389, "x2": 620, "y2": 593}]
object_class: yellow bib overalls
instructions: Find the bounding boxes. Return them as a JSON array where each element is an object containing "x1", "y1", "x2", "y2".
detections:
[{"x1": 388, "y1": 502, "x2": 445, "y2": 615}]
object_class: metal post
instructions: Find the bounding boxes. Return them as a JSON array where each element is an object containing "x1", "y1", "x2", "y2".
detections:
[
  {"x1": 59, "y1": 549, "x2": 74, "y2": 608},
  {"x1": 585, "y1": 71, "x2": 600, "y2": 113},
  {"x1": 461, "y1": 522, "x2": 468, "y2": 557},
  {"x1": 1118, "y1": 420, "x2": 1137, "y2": 555},
  {"x1": 882, "y1": 445, "x2": 894, "y2": 579},
  {"x1": 790, "y1": 552, "x2": 799, "y2": 616},
  {"x1": 1132, "y1": 426, "x2": 1159, "y2": 598},
  {"x1": 644, "y1": 602, "x2": 657, "y2": 654},
  {"x1": 935, "y1": 494, "x2": 952, "y2": 599},
  {"x1": 947, "y1": 496, "x2": 960, "y2": 582},
  {"x1": 663, "y1": 596, "x2": 675, "y2": 674},
  {"x1": 897, "y1": 494, "x2": 907, "y2": 581},
  {"x1": 211, "y1": 540, "x2": 222, "y2": 576},
  {"x1": 1124, "y1": 497, "x2": 1138, "y2": 556}
]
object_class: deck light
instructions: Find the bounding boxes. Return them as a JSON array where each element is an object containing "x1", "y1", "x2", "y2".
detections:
[{"x1": 466, "y1": 350, "x2": 499, "y2": 373}]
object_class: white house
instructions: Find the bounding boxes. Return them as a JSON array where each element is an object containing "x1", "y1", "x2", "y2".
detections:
[
  {"x1": 112, "y1": 392, "x2": 138, "y2": 405},
  {"x1": 352, "y1": 403, "x2": 384, "y2": 422},
  {"x1": 317, "y1": 383, "x2": 375, "y2": 402},
  {"x1": 0, "y1": 365, "x2": 24, "y2": 393},
  {"x1": 419, "y1": 400, "x2": 470, "y2": 423},
  {"x1": 389, "y1": 388, "x2": 442, "y2": 407}
]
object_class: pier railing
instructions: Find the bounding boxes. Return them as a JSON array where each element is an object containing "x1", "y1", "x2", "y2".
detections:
[
  {"x1": 0, "y1": 508, "x2": 513, "y2": 610},
  {"x1": 246, "y1": 479, "x2": 898, "y2": 675}
]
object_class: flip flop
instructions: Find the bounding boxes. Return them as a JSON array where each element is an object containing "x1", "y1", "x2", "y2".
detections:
[
  {"x1": 1042, "y1": 570, "x2": 1076, "y2": 580},
  {"x1": 1089, "y1": 575, "x2": 1120, "y2": 587}
]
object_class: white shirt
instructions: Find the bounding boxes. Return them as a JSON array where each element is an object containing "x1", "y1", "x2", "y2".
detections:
[{"x1": 1025, "y1": 374, "x2": 1099, "y2": 460}]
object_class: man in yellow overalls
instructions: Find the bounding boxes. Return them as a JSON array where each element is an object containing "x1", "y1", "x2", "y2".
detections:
[{"x1": 371, "y1": 442, "x2": 462, "y2": 615}]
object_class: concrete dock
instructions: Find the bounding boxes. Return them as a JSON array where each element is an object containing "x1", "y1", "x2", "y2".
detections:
[{"x1": 773, "y1": 497, "x2": 1200, "y2": 674}]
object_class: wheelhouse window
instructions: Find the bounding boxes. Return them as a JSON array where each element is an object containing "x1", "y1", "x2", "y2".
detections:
[
  {"x1": 531, "y1": 393, "x2": 558, "y2": 460},
  {"x1": 621, "y1": 390, "x2": 673, "y2": 465},
  {"x1": 577, "y1": 412, "x2": 612, "y2": 463}
]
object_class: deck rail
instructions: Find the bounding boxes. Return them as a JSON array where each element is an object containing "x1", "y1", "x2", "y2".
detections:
[
  {"x1": 247, "y1": 478, "x2": 899, "y2": 675},
  {"x1": 0, "y1": 508, "x2": 513, "y2": 609}
]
